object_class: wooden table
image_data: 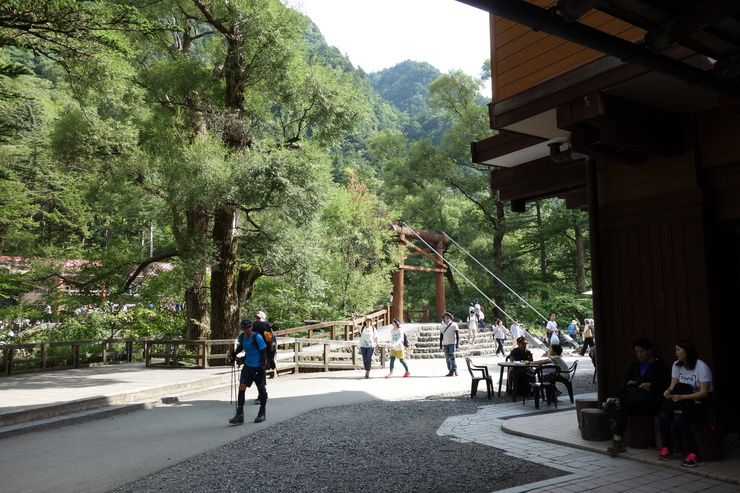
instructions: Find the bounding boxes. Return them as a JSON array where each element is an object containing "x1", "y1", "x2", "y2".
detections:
[{"x1": 496, "y1": 361, "x2": 542, "y2": 402}]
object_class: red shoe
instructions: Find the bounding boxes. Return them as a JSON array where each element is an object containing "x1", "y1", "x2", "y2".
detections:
[
  {"x1": 403, "y1": 372, "x2": 410, "y2": 377},
  {"x1": 385, "y1": 374, "x2": 393, "y2": 378}
]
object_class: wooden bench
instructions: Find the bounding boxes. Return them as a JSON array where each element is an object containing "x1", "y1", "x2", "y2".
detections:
[
  {"x1": 580, "y1": 408, "x2": 610, "y2": 441},
  {"x1": 575, "y1": 397, "x2": 599, "y2": 429},
  {"x1": 624, "y1": 414, "x2": 657, "y2": 448}
]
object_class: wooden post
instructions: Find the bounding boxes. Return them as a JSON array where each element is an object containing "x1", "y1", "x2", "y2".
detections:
[
  {"x1": 422, "y1": 305, "x2": 430, "y2": 322},
  {"x1": 323, "y1": 343, "x2": 330, "y2": 372},
  {"x1": 391, "y1": 268, "x2": 404, "y2": 322},
  {"x1": 435, "y1": 244, "x2": 446, "y2": 319}
]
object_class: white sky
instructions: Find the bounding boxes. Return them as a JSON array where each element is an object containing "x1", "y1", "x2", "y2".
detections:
[{"x1": 290, "y1": 0, "x2": 491, "y2": 78}]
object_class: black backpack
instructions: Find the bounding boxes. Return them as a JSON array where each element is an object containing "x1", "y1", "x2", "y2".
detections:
[{"x1": 252, "y1": 320, "x2": 276, "y2": 369}]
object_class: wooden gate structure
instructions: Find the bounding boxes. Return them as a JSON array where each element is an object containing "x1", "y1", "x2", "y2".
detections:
[{"x1": 389, "y1": 223, "x2": 450, "y2": 323}]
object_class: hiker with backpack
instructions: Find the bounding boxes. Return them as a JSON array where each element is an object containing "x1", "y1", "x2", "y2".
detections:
[
  {"x1": 228, "y1": 319, "x2": 268, "y2": 425},
  {"x1": 253, "y1": 310, "x2": 276, "y2": 370}
]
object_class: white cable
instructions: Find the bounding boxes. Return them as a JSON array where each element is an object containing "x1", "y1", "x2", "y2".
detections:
[{"x1": 443, "y1": 232, "x2": 549, "y2": 323}]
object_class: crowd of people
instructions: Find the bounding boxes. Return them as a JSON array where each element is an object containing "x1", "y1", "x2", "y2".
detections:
[{"x1": 220, "y1": 304, "x2": 716, "y2": 470}]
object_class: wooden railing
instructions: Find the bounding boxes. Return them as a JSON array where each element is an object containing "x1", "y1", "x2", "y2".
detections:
[
  {"x1": 1, "y1": 338, "x2": 146, "y2": 375},
  {"x1": 0, "y1": 306, "x2": 420, "y2": 376}
]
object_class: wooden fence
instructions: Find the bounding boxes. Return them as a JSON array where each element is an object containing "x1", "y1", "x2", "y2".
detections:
[{"x1": 0, "y1": 306, "x2": 408, "y2": 376}]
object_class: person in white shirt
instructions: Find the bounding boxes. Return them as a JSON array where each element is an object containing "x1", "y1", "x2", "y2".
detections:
[
  {"x1": 439, "y1": 312, "x2": 459, "y2": 376},
  {"x1": 509, "y1": 319, "x2": 523, "y2": 340},
  {"x1": 352, "y1": 314, "x2": 378, "y2": 379},
  {"x1": 658, "y1": 340, "x2": 713, "y2": 467},
  {"x1": 386, "y1": 317, "x2": 410, "y2": 378},
  {"x1": 466, "y1": 307, "x2": 479, "y2": 344},
  {"x1": 546, "y1": 312, "x2": 559, "y2": 345}
]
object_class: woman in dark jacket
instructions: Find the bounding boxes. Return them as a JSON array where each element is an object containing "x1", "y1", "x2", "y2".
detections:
[{"x1": 606, "y1": 338, "x2": 670, "y2": 455}]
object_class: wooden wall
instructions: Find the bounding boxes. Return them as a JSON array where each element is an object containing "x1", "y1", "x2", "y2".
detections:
[
  {"x1": 596, "y1": 190, "x2": 710, "y2": 400},
  {"x1": 594, "y1": 107, "x2": 740, "y2": 426},
  {"x1": 492, "y1": 2, "x2": 643, "y2": 101}
]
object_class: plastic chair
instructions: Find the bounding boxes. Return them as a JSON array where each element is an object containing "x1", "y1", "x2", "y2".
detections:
[
  {"x1": 558, "y1": 360, "x2": 578, "y2": 403},
  {"x1": 465, "y1": 357, "x2": 493, "y2": 399},
  {"x1": 523, "y1": 365, "x2": 560, "y2": 409}
]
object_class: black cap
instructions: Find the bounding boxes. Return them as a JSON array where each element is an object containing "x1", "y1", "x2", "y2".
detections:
[{"x1": 239, "y1": 318, "x2": 253, "y2": 329}]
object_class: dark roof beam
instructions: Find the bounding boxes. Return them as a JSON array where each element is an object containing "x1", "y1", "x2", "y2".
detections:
[
  {"x1": 557, "y1": 0, "x2": 601, "y2": 23},
  {"x1": 644, "y1": 0, "x2": 740, "y2": 54}
]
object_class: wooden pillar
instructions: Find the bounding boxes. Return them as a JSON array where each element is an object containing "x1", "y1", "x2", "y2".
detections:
[
  {"x1": 434, "y1": 244, "x2": 446, "y2": 320},
  {"x1": 391, "y1": 268, "x2": 404, "y2": 322}
]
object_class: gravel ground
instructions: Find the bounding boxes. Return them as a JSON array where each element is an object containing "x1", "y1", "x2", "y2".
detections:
[{"x1": 111, "y1": 373, "x2": 597, "y2": 493}]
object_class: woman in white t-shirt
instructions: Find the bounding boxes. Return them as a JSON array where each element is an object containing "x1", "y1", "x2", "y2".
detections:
[
  {"x1": 466, "y1": 308, "x2": 479, "y2": 344},
  {"x1": 657, "y1": 340, "x2": 713, "y2": 467},
  {"x1": 352, "y1": 314, "x2": 378, "y2": 379}
]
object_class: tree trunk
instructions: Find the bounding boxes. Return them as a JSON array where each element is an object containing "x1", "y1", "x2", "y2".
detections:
[
  {"x1": 210, "y1": 206, "x2": 240, "y2": 340},
  {"x1": 183, "y1": 208, "x2": 210, "y2": 339},
  {"x1": 238, "y1": 264, "x2": 263, "y2": 303},
  {"x1": 575, "y1": 222, "x2": 587, "y2": 294},
  {"x1": 537, "y1": 201, "x2": 549, "y2": 300}
]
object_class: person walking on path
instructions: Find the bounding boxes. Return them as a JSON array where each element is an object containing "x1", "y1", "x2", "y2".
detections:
[
  {"x1": 440, "y1": 312, "x2": 460, "y2": 376},
  {"x1": 657, "y1": 340, "x2": 713, "y2": 467},
  {"x1": 493, "y1": 319, "x2": 508, "y2": 356},
  {"x1": 546, "y1": 313, "x2": 559, "y2": 345},
  {"x1": 567, "y1": 319, "x2": 580, "y2": 343},
  {"x1": 228, "y1": 319, "x2": 268, "y2": 425},
  {"x1": 466, "y1": 307, "x2": 479, "y2": 344},
  {"x1": 580, "y1": 318, "x2": 595, "y2": 356},
  {"x1": 605, "y1": 338, "x2": 669, "y2": 456},
  {"x1": 509, "y1": 319, "x2": 523, "y2": 341},
  {"x1": 386, "y1": 317, "x2": 410, "y2": 378},
  {"x1": 352, "y1": 314, "x2": 378, "y2": 379}
]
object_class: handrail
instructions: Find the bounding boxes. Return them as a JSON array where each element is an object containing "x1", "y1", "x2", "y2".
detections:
[{"x1": 0, "y1": 306, "x2": 416, "y2": 376}]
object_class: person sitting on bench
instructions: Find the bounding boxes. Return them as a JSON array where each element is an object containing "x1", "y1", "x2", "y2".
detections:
[{"x1": 604, "y1": 338, "x2": 669, "y2": 456}]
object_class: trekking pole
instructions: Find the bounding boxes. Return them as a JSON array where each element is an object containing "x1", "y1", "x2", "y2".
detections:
[{"x1": 230, "y1": 357, "x2": 236, "y2": 406}]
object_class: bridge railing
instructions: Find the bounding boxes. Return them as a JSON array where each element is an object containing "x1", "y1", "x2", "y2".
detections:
[{"x1": 0, "y1": 307, "x2": 408, "y2": 376}]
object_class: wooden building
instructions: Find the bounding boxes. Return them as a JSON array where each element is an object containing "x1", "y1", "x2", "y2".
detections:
[{"x1": 459, "y1": 0, "x2": 740, "y2": 430}]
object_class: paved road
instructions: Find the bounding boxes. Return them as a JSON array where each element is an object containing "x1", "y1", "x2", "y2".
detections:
[{"x1": 0, "y1": 357, "x2": 481, "y2": 493}]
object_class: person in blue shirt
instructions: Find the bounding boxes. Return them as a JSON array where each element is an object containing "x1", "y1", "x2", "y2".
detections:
[{"x1": 228, "y1": 319, "x2": 268, "y2": 424}]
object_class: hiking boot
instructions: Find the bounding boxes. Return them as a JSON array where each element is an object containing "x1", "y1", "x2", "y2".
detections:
[
  {"x1": 602, "y1": 397, "x2": 620, "y2": 410},
  {"x1": 681, "y1": 453, "x2": 703, "y2": 467},
  {"x1": 446, "y1": 371, "x2": 454, "y2": 377},
  {"x1": 657, "y1": 447, "x2": 671, "y2": 461},
  {"x1": 229, "y1": 411, "x2": 244, "y2": 425},
  {"x1": 403, "y1": 372, "x2": 410, "y2": 377},
  {"x1": 385, "y1": 373, "x2": 393, "y2": 379},
  {"x1": 254, "y1": 409, "x2": 266, "y2": 423},
  {"x1": 607, "y1": 439, "x2": 626, "y2": 455}
]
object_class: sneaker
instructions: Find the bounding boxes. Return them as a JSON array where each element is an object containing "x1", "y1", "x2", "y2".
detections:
[
  {"x1": 657, "y1": 447, "x2": 671, "y2": 461},
  {"x1": 607, "y1": 439, "x2": 626, "y2": 455},
  {"x1": 681, "y1": 453, "x2": 703, "y2": 467},
  {"x1": 385, "y1": 373, "x2": 393, "y2": 379},
  {"x1": 454, "y1": 371, "x2": 458, "y2": 376},
  {"x1": 229, "y1": 412, "x2": 244, "y2": 425},
  {"x1": 403, "y1": 372, "x2": 410, "y2": 377},
  {"x1": 365, "y1": 371, "x2": 369, "y2": 379}
]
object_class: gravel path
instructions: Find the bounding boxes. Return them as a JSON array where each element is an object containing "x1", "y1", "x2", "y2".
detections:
[{"x1": 111, "y1": 374, "x2": 597, "y2": 492}]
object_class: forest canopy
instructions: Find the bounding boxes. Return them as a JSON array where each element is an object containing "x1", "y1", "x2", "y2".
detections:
[{"x1": 0, "y1": 0, "x2": 591, "y2": 342}]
